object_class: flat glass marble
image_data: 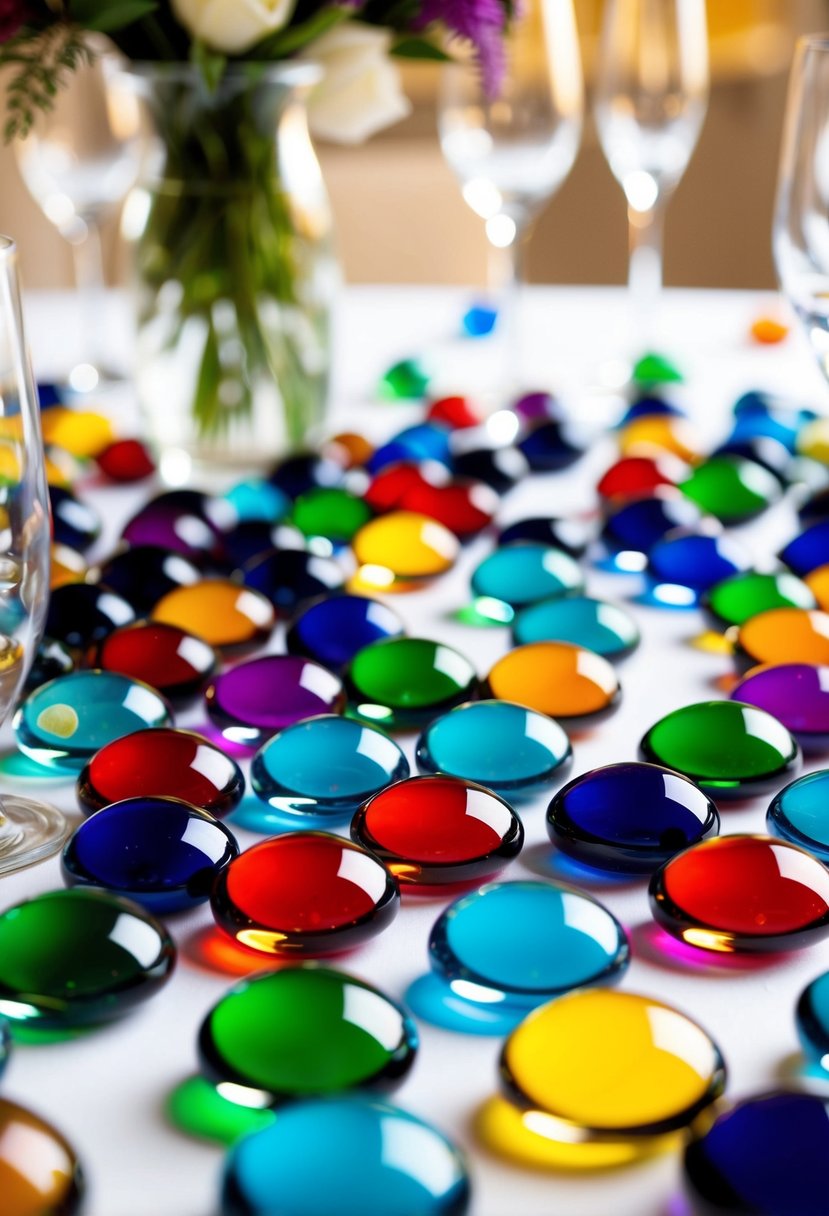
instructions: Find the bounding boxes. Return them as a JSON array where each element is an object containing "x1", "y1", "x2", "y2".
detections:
[
  {"x1": 268, "y1": 453, "x2": 346, "y2": 499},
  {"x1": 167, "y1": 1075, "x2": 276, "y2": 1146},
  {"x1": 415, "y1": 700, "x2": 571, "y2": 798},
  {"x1": 206, "y1": 656, "x2": 344, "y2": 747},
  {"x1": 806, "y1": 564, "x2": 829, "y2": 609},
  {"x1": 679, "y1": 454, "x2": 781, "y2": 523},
  {"x1": 0, "y1": 1097, "x2": 83, "y2": 1215},
  {"x1": 731, "y1": 664, "x2": 829, "y2": 751},
  {"x1": 547, "y1": 762, "x2": 719, "y2": 874},
  {"x1": 24, "y1": 636, "x2": 74, "y2": 694},
  {"x1": 49, "y1": 484, "x2": 101, "y2": 552},
  {"x1": 291, "y1": 487, "x2": 372, "y2": 544},
  {"x1": 91, "y1": 621, "x2": 218, "y2": 705},
  {"x1": 512, "y1": 595, "x2": 640, "y2": 659},
  {"x1": 323, "y1": 431, "x2": 375, "y2": 467},
  {"x1": 639, "y1": 700, "x2": 800, "y2": 798},
  {"x1": 428, "y1": 394, "x2": 482, "y2": 427},
  {"x1": 222, "y1": 521, "x2": 305, "y2": 568},
  {"x1": 470, "y1": 544, "x2": 584, "y2": 613},
  {"x1": 221, "y1": 1096, "x2": 470, "y2": 1216},
  {"x1": 286, "y1": 594, "x2": 405, "y2": 671},
  {"x1": 684, "y1": 1091, "x2": 829, "y2": 1215},
  {"x1": 501, "y1": 989, "x2": 725, "y2": 1137},
  {"x1": 368, "y1": 423, "x2": 451, "y2": 472},
  {"x1": 736, "y1": 607, "x2": 829, "y2": 668},
  {"x1": 781, "y1": 518, "x2": 829, "y2": 576},
  {"x1": 199, "y1": 967, "x2": 418, "y2": 1100},
  {"x1": 485, "y1": 641, "x2": 621, "y2": 726},
  {"x1": 703, "y1": 570, "x2": 816, "y2": 628},
  {"x1": 518, "y1": 420, "x2": 586, "y2": 471},
  {"x1": 211, "y1": 831, "x2": 398, "y2": 955},
  {"x1": 15, "y1": 670, "x2": 173, "y2": 773},
  {"x1": 153, "y1": 579, "x2": 276, "y2": 651},
  {"x1": 251, "y1": 716, "x2": 408, "y2": 817},
  {"x1": 768, "y1": 770, "x2": 829, "y2": 863},
  {"x1": 797, "y1": 972, "x2": 829, "y2": 1068},
  {"x1": 241, "y1": 547, "x2": 346, "y2": 614},
  {"x1": 225, "y1": 479, "x2": 290, "y2": 524},
  {"x1": 601, "y1": 493, "x2": 702, "y2": 554},
  {"x1": 452, "y1": 446, "x2": 529, "y2": 492},
  {"x1": 346, "y1": 637, "x2": 477, "y2": 730},
  {"x1": 96, "y1": 436, "x2": 155, "y2": 482},
  {"x1": 62, "y1": 797, "x2": 239, "y2": 913},
  {"x1": 351, "y1": 775, "x2": 523, "y2": 889},
  {"x1": 399, "y1": 477, "x2": 499, "y2": 540},
  {"x1": 409, "y1": 880, "x2": 628, "y2": 1036},
  {"x1": 618, "y1": 415, "x2": 700, "y2": 462},
  {"x1": 352, "y1": 511, "x2": 460, "y2": 587},
  {"x1": 364, "y1": 463, "x2": 433, "y2": 512},
  {"x1": 95, "y1": 545, "x2": 202, "y2": 614},
  {"x1": 646, "y1": 533, "x2": 751, "y2": 597},
  {"x1": 78, "y1": 727, "x2": 245, "y2": 818},
  {"x1": 650, "y1": 834, "x2": 829, "y2": 951},
  {"x1": 45, "y1": 583, "x2": 136, "y2": 653},
  {"x1": 596, "y1": 455, "x2": 682, "y2": 502},
  {"x1": 0, "y1": 888, "x2": 175, "y2": 1026},
  {"x1": 121, "y1": 490, "x2": 233, "y2": 563},
  {"x1": 497, "y1": 516, "x2": 593, "y2": 556}
]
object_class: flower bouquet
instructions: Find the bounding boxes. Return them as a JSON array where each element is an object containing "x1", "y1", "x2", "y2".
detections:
[{"x1": 0, "y1": 0, "x2": 512, "y2": 474}]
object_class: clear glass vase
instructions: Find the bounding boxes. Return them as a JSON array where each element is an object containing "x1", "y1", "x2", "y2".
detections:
[{"x1": 116, "y1": 63, "x2": 338, "y2": 484}]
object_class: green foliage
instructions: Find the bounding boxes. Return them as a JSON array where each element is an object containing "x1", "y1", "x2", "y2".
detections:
[
  {"x1": 191, "y1": 39, "x2": 226, "y2": 91},
  {"x1": 390, "y1": 36, "x2": 451, "y2": 60},
  {"x1": 253, "y1": 6, "x2": 348, "y2": 59},
  {"x1": 0, "y1": 24, "x2": 92, "y2": 141},
  {"x1": 68, "y1": 0, "x2": 159, "y2": 33}
]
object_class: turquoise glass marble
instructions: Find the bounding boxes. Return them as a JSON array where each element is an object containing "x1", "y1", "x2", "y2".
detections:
[
  {"x1": 250, "y1": 716, "x2": 409, "y2": 818},
  {"x1": 796, "y1": 971, "x2": 829, "y2": 1068},
  {"x1": 768, "y1": 771, "x2": 829, "y2": 862},
  {"x1": 14, "y1": 671, "x2": 173, "y2": 773},
  {"x1": 407, "y1": 880, "x2": 629, "y2": 1036},
  {"x1": 224, "y1": 479, "x2": 289, "y2": 524},
  {"x1": 512, "y1": 596, "x2": 640, "y2": 659},
  {"x1": 415, "y1": 700, "x2": 571, "y2": 799},
  {"x1": 470, "y1": 544, "x2": 584, "y2": 618},
  {"x1": 221, "y1": 1096, "x2": 470, "y2": 1216}
]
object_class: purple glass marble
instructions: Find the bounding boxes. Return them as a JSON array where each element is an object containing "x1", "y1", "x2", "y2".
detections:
[
  {"x1": 121, "y1": 491, "x2": 235, "y2": 566},
  {"x1": 513, "y1": 392, "x2": 562, "y2": 422},
  {"x1": 205, "y1": 656, "x2": 345, "y2": 746},
  {"x1": 731, "y1": 664, "x2": 829, "y2": 752}
]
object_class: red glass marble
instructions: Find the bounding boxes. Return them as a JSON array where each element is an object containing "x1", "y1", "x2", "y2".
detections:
[
  {"x1": 211, "y1": 831, "x2": 399, "y2": 955},
  {"x1": 650, "y1": 834, "x2": 829, "y2": 952},
  {"x1": 96, "y1": 438, "x2": 156, "y2": 483},
  {"x1": 596, "y1": 455, "x2": 684, "y2": 502},
  {"x1": 90, "y1": 621, "x2": 218, "y2": 705},
  {"x1": 363, "y1": 464, "x2": 433, "y2": 513},
  {"x1": 398, "y1": 477, "x2": 498, "y2": 540},
  {"x1": 77, "y1": 727, "x2": 245, "y2": 818},
  {"x1": 351, "y1": 775, "x2": 523, "y2": 890},
  {"x1": 426, "y1": 396, "x2": 483, "y2": 429}
]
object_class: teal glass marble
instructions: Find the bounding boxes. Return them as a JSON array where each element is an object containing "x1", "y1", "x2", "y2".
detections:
[
  {"x1": 415, "y1": 700, "x2": 571, "y2": 799},
  {"x1": 250, "y1": 716, "x2": 409, "y2": 818},
  {"x1": 221, "y1": 1096, "x2": 471, "y2": 1216},
  {"x1": 470, "y1": 544, "x2": 584, "y2": 618},
  {"x1": 224, "y1": 479, "x2": 290, "y2": 524},
  {"x1": 796, "y1": 971, "x2": 829, "y2": 1068},
  {"x1": 14, "y1": 671, "x2": 173, "y2": 773},
  {"x1": 767, "y1": 771, "x2": 829, "y2": 862},
  {"x1": 406, "y1": 880, "x2": 629, "y2": 1036},
  {"x1": 512, "y1": 596, "x2": 640, "y2": 659}
]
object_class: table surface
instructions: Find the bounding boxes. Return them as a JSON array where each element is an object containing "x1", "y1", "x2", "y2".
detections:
[{"x1": 6, "y1": 285, "x2": 828, "y2": 1216}]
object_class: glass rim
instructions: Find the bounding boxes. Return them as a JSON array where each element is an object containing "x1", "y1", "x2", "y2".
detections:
[
  {"x1": 796, "y1": 34, "x2": 829, "y2": 53},
  {"x1": 0, "y1": 236, "x2": 13, "y2": 259},
  {"x1": 121, "y1": 60, "x2": 322, "y2": 87}
]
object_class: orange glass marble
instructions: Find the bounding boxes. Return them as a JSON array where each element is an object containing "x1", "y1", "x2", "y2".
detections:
[
  {"x1": 351, "y1": 510, "x2": 459, "y2": 591},
  {"x1": 805, "y1": 566, "x2": 829, "y2": 611},
  {"x1": 750, "y1": 316, "x2": 789, "y2": 344},
  {"x1": 485, "y1": 642, "x2": 621, "y2": 724},
  {"x1": 50, "y1": 544, "x2": 87, "y2": 589},
  {"x1": 152, "y1": 579, "x2": 276, "y2": 650},
  {"x1": 0, "y1": 1096, "x2": 83, "y2": 1214},
  {"x1": 618, "y1": 416, "x2": 701, "y2": 463},
  {"x1": 737, "y1": 607, "x2": 829, "y2": 668},
  {"x1": 323, "y1": 432, "x2": 374, "y2": 469}
]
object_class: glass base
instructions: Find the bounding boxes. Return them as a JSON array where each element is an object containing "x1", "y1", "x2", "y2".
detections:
[{"x1": 0, "y1": 797, "x2": 69, "y2": 875}]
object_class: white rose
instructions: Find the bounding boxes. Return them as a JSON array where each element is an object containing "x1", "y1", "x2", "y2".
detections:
[
  {"x1": 171, "y1": 0, "x2": 295, "y2": 55},
  {"x1": 303, "y1": 23, "x2": 412, "y2": 145}
]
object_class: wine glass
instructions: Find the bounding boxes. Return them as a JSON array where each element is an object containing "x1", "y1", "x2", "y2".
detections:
[
  {"x1": 594, "y1": 0, "x2": 708, "y2": 347},
  {"x1": 438, "y1": 0, "x2": 583, "y2": 391},
  {"x1": 14, "y1": 42, "x2": 143, "y2": 394},
  {"x1": 0, "y1": 236, "x2": 67, "y2": 874},
  {"x1": 774, "y1": 36, "x2": 829, "y2": 386}
]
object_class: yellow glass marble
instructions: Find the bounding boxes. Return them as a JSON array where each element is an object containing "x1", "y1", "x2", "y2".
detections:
[
  {"x1": 474, "y1": 1096, "x2": 680, "y2": 1171},
  {"x1": 501, "y1": 989, "x2": 725, "y2": 1137},
  {"x1": 152, "y1": 579, "x2": 276, "y2": 649},
  {"x1": 41, "y1": 408, "x2": 115, "y2": 458},
  {"x1": 351, "y1": 510, "x2": 460, "y2": 588},
  {"x1": 798, "y1": 419, "x2": 829, "y2": 465},
  {"x1": 485, "y1": 641, "x2": 620, "y2": 722},
  {"x1": 618, "y1": 416, "x2": 701, "y2": 463},
  {"x1": 51, "y1": 544, "x2": 88, "y2": 589},
  {"x1": 805, "y1": 565, "x2": 829, "y2": 611}
]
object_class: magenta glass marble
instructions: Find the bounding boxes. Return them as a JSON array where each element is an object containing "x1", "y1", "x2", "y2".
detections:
[
  {"x1": 731, "y1": 664, "x2": 829, "y2": 752},
  {"x1": 205, "y1": 655, "x2": 345, "y2": 746}
]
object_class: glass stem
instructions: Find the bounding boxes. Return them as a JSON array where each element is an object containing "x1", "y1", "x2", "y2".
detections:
[
  {"x1": 69, "y1": 221, "x2": 107, "y2": 377},
  {"x1": 487, "y1": 226, "x2": 524, "y2": 403},
  {"x1": 627, "y1": 200, "x2": 665, "y2": 349}
]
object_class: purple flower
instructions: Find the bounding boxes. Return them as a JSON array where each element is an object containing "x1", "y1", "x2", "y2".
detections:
[
  {"x1": 417, "y1": 0, "x2": 506, "y2": 98},
  {"x1": 0, "y1": 0, "x2": 34, "y2": 42}
]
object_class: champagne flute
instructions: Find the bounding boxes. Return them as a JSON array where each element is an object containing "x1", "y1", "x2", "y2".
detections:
[
  {"x1": 438, "y1": 0, "x2": 583, "y2": 392},
  {"x1": 594, "y1": 0, "x2": 708, "y2": 347},
  {"x1": 0, "y1": 236, "x2": 67, "y2": 874},
  {"x1": 14, "y1": 43, "x2": 142, "y2": 394}
]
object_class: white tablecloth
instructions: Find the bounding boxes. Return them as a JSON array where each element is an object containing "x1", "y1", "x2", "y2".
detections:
[{"x1": 5, "y1": 285, "x2": 828, "y2": 1216}]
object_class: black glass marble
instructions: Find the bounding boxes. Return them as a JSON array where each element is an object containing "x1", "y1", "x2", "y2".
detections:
[
  {"x1": 94, "y1": 546, "x2": 202, "y2": 614},
  {"x1": 518, "y1": 420, "x2": 586, "y2": 471},
  {"x1": 241, "y1": 547, "x2": 345, "y2": 615},
  {"x1": 45, "y1": 583, "x2": 136, "y2": 653},
  {"x1": 223, "y1": 521, "x2": 306, "y2": 568},
  {"x1": 619, "y1": 395, "x2": 686, "y2": 424},
  {"x1": 713, "y1": 437, "x2": 791, "y2": 484},
  {"x1": 497, "y1": 516, "x2": 594, "y2": 557},
  {"x1": 24, "y1": 637, "x2": 74, "y2": 694},
  {"x1": 268, "y1": 453, "x2": 346, "y2": 499},
  {"x1": 602, "y1": 494, "x2": 702, "y2": 555},
  {"x1": 452, "y1": 447, "x2": 530, "y2": 492},
  {"x1": 48, "y1": 486, "x2": 101, "y2": 553},
  {"x1": 798, "y1": 485, "x2": 829, "y2": 526}
]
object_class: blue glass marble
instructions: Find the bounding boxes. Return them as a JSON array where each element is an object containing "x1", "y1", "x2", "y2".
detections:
[
  {"x1": 796, "y1": 971, "x2": 829, "y2": 1068},
  {"x1": 517, "y1": 420, "x2": 586, "y2": 471},
  {"x1": 287, "y1": 595, "x2": 405, "y2": 671},
  {"x1": 497, "y1": 516, "x2": 593, "y2": 557},
  {"x1": 415, "y1": 700, "x2": 571, "y2": 799},
  {"x1": 782, "y1": 518, "x2": 829, "y2": 576},
  {"x1": 15, "y1": 670, "x2": 173, "y2": 773},
  {"x1": 547, "y1": 762, "x2": 720, "y2": 873},
  {"x1": 732, "y1": 390, "x2": 817, "y2": 450},
  {"x1": 713, "y1": 437, "x2": 791, "y2": 483},
  {"x1": 684, "y1": 1091, "x2": 829, "y2": 1215},
  {"x1": 268, "y1": 454, "x2": 346, "y2": 500},
  {"x1": 62, "y1": 797, "x2": 239, "y2": 913},
  {"x1": 452, "y1": 446, "x2": 529, "y2": 492},
  {"x1": 767, "y1": 771, "x2": 829, "y2": 862},
  {"x1": 224, "y1": 479, "x2": 290, "y2": 524},
  {"x1": 619, "y1": 396, "x2": 686, "y2": 424},
  {"x1": 512, "y1": 596, "x2": 640, "y2": 659},
  {"x1": 462, "y1": 303, "x2": 497, "y2": 336},
  {"x1": 798, "y1": 485, "x2": 829, "y2": 525},
  {"x1": 45, "y1": 583, "x2": 136, "y2": 653},
  {"x1": 407, "y1": 881, "x2": 629, "y2": 1036},
  {"x1": 602, "y1": 493, "x2": 702, "y2": 555},
  {"x1": 647, "y1": 533, "x2": 751, "y2": 598},
  {"x1": 470, "y1": 544, "x2": 584, "y2": 612},
  {"x1": 221, "y1": 1096, "x2": 471, "y2": 1216},
  {"x1": 251, "y1": 716, "x2": 409, "y2": 818},
  {"x1": 95, "y1": 546, "x2": 202, "y2": 614},
  {"x1": 367, "y1": 424, "x2": 453, "y2": 475},
  {"x1": 241, "y1": 547, "x2": 344, "y2": 615},
  {"x1": 48, "y1": 485, "x2": 101, "y2": 553},
  {"x1": 38, "y1": 381, "x2": 63, "y2": 408}
]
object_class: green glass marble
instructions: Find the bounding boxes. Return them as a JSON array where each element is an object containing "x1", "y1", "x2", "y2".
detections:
[
  {"x1": 198, "y1": 967, "x2": 418, "y2": 1102},
  {"x1": 291, "y1": 488, "x2": 373, "y2": 545},
  {"x1": 640, "y1": 700, "x2": 800, "y2": 799},
  {"x1": 345, "y1": 637, "x2": 478, "y2": 730},
  {"x1": 166, "y1": 1075, "x2": 276, "y2": 1146},
  {"x1": 704, "y1": 571, "x2": 817, "y2": 628},
  {"x1": 379, "y1": 359, "x2": 431, "y2": 400},
  {"x1": 680, "y1": 455, "x2": 781, "y2": 523},
  {"x1": 632, "y1": 352, "x2": 684, "y2": 385},
  {"x1": 0, "y1": 888, "x2": 175, "y2": 1027}
]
